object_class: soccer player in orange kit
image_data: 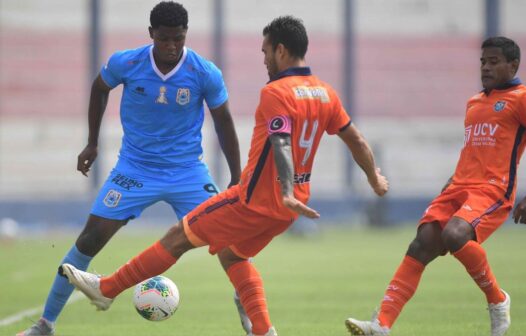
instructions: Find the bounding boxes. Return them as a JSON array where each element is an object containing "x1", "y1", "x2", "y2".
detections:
[
  {"x1": 346, "y1": 36, "x2": 525, "y2": 336},
  {"x1": 58, "y1": 16, "x2": 388, "y2": 336}
]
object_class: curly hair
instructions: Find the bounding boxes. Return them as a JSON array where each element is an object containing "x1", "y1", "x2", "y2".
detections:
[
  {"x1": 150, "y1": 1, "x2": 188, "y2": 29},
  {"x1": 263, "y1": 16, "x2": 308, "y2": 59}
]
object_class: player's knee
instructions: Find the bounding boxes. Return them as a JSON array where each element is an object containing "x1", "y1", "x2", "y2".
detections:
[
  {"x1": 76, "y1": 228, "x2": 106, "y2": 256},
  {"x1": 217, "y1": 248, "x2": 246, "y2": 271},
  {"x1": 441, "y1": 224, "x2": 473, "y2": 252},
  {"x1": 407, "y1": 236, "x2": 442, "y2": 265},
  {"x1": 160, "y1": 222, "x2": 193, "y2": 258}
]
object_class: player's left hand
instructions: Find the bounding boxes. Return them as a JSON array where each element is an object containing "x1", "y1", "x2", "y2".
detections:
[
  {"x1": 282, "y1": 195, "x2": 320, "y2": 219},
  {"x1": 512, "y1": 196, "x2": 526, "y2": 224}
]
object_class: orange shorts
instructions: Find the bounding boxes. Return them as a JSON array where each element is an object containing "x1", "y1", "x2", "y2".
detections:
[
  {"x1": 419, "y1": 184, "x2": 512, "y2": 243},
  {"x1": 182, "y1": 185, "x2": 295, "y2": 258}
]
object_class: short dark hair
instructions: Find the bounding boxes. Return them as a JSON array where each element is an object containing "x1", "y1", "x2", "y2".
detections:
[
  {"x1": 150, "y1": 1, "x2": 188, "y2": 29},
  {"x1": 263, "y1": 16, "x2": 308, "y2": 59},
  {"x1": 482, "y1": 36, "x2": 520, "y2": 62}
]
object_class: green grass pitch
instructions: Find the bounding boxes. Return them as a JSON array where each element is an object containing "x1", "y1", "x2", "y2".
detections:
[{"x1": 1, "y1": 225, "x2": 525, "y2": 335}]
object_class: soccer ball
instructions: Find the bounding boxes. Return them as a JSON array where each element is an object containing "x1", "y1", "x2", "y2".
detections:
[{"x1": 133, "y1": 275, "x2": 180, "y2": 321}]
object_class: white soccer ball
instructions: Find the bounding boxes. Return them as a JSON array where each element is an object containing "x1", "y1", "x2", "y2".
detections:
[{"x1": 133, "y1": 275, "x2": 180, "y2": 321}]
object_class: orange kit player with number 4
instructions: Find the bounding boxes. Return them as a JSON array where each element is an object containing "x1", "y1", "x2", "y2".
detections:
[{"x1": 58, "y1": 16, "x2": 388, "y2": 336}]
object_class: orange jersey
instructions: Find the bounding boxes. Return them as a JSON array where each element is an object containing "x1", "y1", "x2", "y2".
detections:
[
  {"x1": 453, "y1": 79, "x2": 526, "y2": 201},
  {"x1": 237, "y1": 67, "x2": 351, "y2": 220}
]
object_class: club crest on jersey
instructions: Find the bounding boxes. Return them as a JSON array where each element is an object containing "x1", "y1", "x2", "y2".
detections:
[
  {"x1": 494, "y1": 100, "x2": 506, "y2": 112},
  {"x1": 103, "y1": 189, "x2": 122, "y2": 208},
  {"x1": 156, "y1": 86, "x2": 168, "y2": 104},
  {"x1": 176, "y1": 88, "x2": 190, "y2": 105}
]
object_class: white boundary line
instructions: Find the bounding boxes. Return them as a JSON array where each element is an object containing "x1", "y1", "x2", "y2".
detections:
[
  {"x1": 0, "y1": 248, "x2": 209, "y2": 328},
  {"x1": 0, "y1": 292, "x2": 85, "y2": 327}
]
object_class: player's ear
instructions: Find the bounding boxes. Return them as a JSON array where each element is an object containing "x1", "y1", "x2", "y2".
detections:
[
  {"x1": 276, "y1": 43, "x2": 286, "y2": 59},
  {"x1": 510, "y1": 59, "x2": 520, "y2": 76}
]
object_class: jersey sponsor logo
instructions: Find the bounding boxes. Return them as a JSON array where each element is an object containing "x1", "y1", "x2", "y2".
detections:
[
  {"x1": 292, "y1": 86, "x2": 330, "y2": 103},
  {"x1": 277, "y1": 172, "x2": 311, "y2": 184},
  {"x1": 464, "y1": 123, "x2": 499, "y2": 147},
  {"x1": 103, "y1": 189, "x2": 122, "y2": 208},
  {"x1": 176, "y1": 88, "x2": 190, "y2": 105},
  {"x1": 156, "y1": 86, "x2": 169, "y2": 104},
  {"x1": 111, "y1": 174, "x2": 144, "y2": 190},
  {"x1": 268, "y1": 115, "x2": 291, "y2": 134},
  {"x1": 494, "y1": 100, "x2": 506, "y2": 112}
]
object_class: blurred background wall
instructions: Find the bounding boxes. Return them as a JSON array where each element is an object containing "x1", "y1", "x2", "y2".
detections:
[{"x1": 1, "y1": 0, "x2": 526, "y2": 230}]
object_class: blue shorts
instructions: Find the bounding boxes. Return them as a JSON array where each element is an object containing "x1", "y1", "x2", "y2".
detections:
[{"x1": 91, "y1": 158, "x2": 219, "y2": 221}]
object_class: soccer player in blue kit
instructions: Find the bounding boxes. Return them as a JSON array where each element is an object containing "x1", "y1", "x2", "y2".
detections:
[{"x1": 18, "y1": 2, "x2": 249, "y2": 335}]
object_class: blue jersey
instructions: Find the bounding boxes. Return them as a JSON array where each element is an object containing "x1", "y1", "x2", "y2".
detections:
[{"x1": 100, "y1": 45, "x2": 228, "y2": 167}]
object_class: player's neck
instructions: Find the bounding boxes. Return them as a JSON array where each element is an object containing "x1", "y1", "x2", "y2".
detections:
[
  {"x1": 153, "y1": 52, "x2": 183, "y2": 75},
  {"x1": 279, "y1": 58, "x2": 306, "y2": 72}
]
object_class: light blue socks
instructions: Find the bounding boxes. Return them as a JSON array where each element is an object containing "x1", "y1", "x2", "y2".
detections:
[{"x1": 42, "y1": 245, "x2": 92, "y2": 322}]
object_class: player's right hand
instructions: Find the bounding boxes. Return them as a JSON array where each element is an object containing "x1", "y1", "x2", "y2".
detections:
[
  {"x1": 77, "y1": 145, "x2": 98, "y2": 177},
  {"x1": 282, "y1": 195, "x2": 320, "y2": 219},
  {"x1": 368, "y1": 167, "x2": 389, "y2": 196}
]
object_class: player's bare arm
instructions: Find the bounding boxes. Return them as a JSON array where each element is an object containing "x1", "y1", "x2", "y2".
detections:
[
  {"x1": 209, "y1": 101, "x2": 241, "y2": 187},
  {"x1": 269, "y1": 133, "x2": 320, "y2": 218},
  {"x1": 512, "y1": 196, "x2": 526, "y2": 224},
  {"x1": 77, "y1": 74, "x2": 111, "y2": 177},
  {"x1": 338, "y1": 123, "x2": 388, "y2": 196}
]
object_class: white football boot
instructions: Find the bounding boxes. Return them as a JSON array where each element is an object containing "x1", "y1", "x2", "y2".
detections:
[
  {"x1": 16, "y1": 318, "x2": 55, "y2": 336},
  {"x1": 345, "y1": 315, "x2": 390, "y2": 336},
  {"x1": 488, "y1": 290, "x2": 511, "y2": 336},
  {"x1": 247, "y1": 326, "x2": 277, "y2": 336},
  {"x1": 234, "y1": 291, "x2": 253, "y2": 333},
  {"x1": 60, "y1": 263, "x2": 113, "y2": 311}
]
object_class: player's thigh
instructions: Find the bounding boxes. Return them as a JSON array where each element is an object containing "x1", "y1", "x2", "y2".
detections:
[
  {"x1": 419, "y1": 187, "x2": 467, "y2": 229},
  {"x1": 91, "y1": 168, "x2": 161, "y2": 221},
  {"x1": 452, "y1": 187, "x2": 512, "y2": 243},
  {"x1": 164, "y1": 165, "x2": 220, "y2": 219},
  {"x1": 229, "y1": 218, "x2": 293, "y2": 259},
  {"x1": 76, "y1": 214, "x2": 128, "y2": 256},
  {"x1": 182, "y1": 186, "x2": 276, "y2": 255}
]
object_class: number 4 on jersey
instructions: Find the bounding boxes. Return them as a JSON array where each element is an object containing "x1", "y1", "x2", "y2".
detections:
[{"x1": 299, "y1": 120, "x2": 318, "y2": 166}]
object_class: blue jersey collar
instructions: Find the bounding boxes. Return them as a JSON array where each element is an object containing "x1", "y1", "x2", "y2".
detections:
[
  {"x1": 483, "y1": 77, "x2": 522, "y2": 95},
  {"x1": 269, "y1": 67, "x2": 312, "y2": 83}
]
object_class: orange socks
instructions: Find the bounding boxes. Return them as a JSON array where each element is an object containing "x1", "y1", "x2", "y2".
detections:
[
  {"x1": 377, "y1": 255, "x2": 425, "y2": 328},
  {"x1": 227, "y1": 261, "x2": 271, "y2": 335},
  {"x1": 453, "y1": 240, "x2": 505, "y2": 304},
  {"x1": 100, "y1": 241, "x2": 178, "y2": 298}
]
